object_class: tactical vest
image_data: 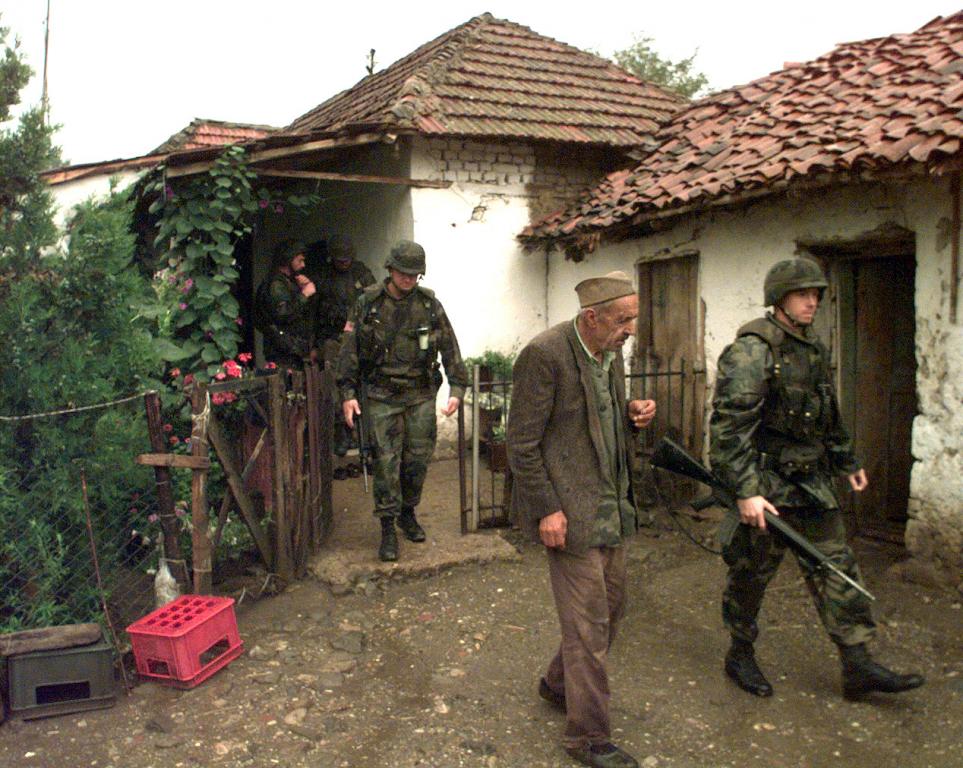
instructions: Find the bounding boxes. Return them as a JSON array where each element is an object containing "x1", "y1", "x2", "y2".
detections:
[
  {"x1": 356, "y1": 284, "x2": 442, "y2": 392},
  {"x1": 737, "y1": 316, "x2": 836, "y2": 476}
]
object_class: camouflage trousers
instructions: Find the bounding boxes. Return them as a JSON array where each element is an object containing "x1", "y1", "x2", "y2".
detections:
[
  {"x1": 367, "y1": 398, "x2": 437, "y2": 519},
  {"x1": 721, "y1": 506, "x2": 876, "y2": 647}
]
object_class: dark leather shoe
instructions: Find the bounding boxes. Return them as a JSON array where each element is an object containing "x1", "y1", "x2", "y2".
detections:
[
  {"x1": 397, "y1": 508, "x2": 426, "y2": 542},
  {"x1": 564, "y1": 742, "x2": 639, "y2": 768},
  {"x1": 538, "y1": 677, "x2": 566, "y2": 711},
  {"x1": 725, "y1": 642, "x2": 773, "y2": 697},
  {"x1": 378, "y1": 519, "x2": 398, "y2": 562},
  {"x1": 841, "y1": 644, "x2": 925, "y2": 699}
]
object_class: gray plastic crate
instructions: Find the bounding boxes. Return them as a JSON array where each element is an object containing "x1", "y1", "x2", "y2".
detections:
[{"x1": 7, "y1": 636, "x2": 116, "y2": 719}]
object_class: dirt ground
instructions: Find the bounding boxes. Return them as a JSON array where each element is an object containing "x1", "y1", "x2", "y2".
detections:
[{"x1": 1, "y1": 458, "x2": 960, "y2": 768}]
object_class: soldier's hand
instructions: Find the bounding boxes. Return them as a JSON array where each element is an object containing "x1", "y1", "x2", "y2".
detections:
[
  {"x1": 296, "y1": 275, "x2": 316, "y2": 298},
  {"x1": 737, "y1": 496, "x2": 779, "y2": 530},
  {"x1": 539, "y1": 510, "x2": 567, "y2": 549},
  {"x1": 342, "y1": 399, "x2": 361, "y2": 429},
  {"x1": 628, "y1": 398, "x2": 656, "y2": 428},
  {"x1": 848, "y1": 468, "x2": 868, "y2": 492},
  {"x1": 440, "y1": 397, "x2": 460, "y2": 417}
]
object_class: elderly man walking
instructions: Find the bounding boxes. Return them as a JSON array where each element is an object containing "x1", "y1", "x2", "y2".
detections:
[{"x1": 507, "y1": 271, "x2": 656, "y2": 768}]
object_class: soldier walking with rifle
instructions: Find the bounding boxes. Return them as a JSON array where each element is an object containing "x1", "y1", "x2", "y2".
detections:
[
  {"x1": 707, "y1": 257, "x2": 923, "y2": 699},
  {"x1": 337, "y1": 241, "x2": 468, "y2": 562}
]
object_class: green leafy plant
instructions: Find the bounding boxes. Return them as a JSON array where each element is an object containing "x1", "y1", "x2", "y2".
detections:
[{"x1": 145, "y1": 147, "x2": 319, "y2": 379}]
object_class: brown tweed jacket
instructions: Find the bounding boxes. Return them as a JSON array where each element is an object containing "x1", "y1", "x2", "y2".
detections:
[{"x1": 506, "y1": 320, "x2": 635, "y2": 553}]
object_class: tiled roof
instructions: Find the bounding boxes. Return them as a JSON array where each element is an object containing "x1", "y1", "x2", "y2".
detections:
[
  {"x1": 151, "y1": 118, "x2": 277, "y2": 154},
  {"x1": 524, "y1": 12, "x2": 963, "y2": 248},
  {"x1": 285, "y1": 13, "x2": 683, "y2": 146}
]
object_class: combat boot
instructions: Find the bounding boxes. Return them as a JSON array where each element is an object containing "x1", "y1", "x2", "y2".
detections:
[
  {"x1": 840, "y1": 644, "x2": 924, "y2": 699},
  {"x1": 397, "y1": 506, "x2": 426, "y2": 542},
  {"x1": 378, "y1": 517, "x2": 398, "y2": 562},
  {"x1": 725, "y1": 638, "x2": 773, "y2": 697}
]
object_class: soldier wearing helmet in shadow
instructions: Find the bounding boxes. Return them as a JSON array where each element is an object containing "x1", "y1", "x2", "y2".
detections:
[
  {"x1": 254, "y1": 239, "x2": 317, "y2": 370},
  {"x1": 709, "y1": 256, "x2": 924, "y2": 700}
]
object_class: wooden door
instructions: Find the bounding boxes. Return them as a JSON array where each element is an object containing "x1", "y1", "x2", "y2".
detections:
[
  {"x1": 832, "y1": 255, "x2": 917, "y2": 538},
  {"x1": 635, "y1": 254, "x2": 705, "y2": 455}
]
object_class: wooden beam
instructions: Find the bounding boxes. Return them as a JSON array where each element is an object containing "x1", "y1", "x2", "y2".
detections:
[
  {"x1": 190, "y1": 384, "x2": 212, "y2": 594},
  {"x1": 136, "y1": 453, "x2": 211, "y2": 470},
  {"x1": 164, "y1": 133, "x2": 385, "y2": 178},
  {"x1": 207, "y1": 418, "x2": 274, "y2": 570},
  {"x1": 255, "y1": 168, "x2": 451, "y2": 189},
  {"x1": 208, "y1": 377, "x2": 269, "y2": 395}
]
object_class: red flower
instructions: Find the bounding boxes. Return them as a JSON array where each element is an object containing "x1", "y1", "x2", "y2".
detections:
[
  {"x1": 223, "y1": 360, "x2": 242, "y2": 378},
  {"x1": 183, "y1": 373, "x2": 194, "y2": 385},
  {"x1": 212, "y1": 392, "x2": 226, "y2": 405},
  {"x1": 214, "y1": 371, "x2": 226, "y2": 381},
  {"x1": 238, "y1": 352, "x2": 252, "y2": 364},
  {"x1": 265, "y1": 362, "x2": 277, "y2": 370},
  {"x1": 162, "y1": 423, "x2": 173, "y2": 433},
  {"x1": 169, "y1": 436, "x2": 180, "y2": 446},
  {"x1": 169, "y1": 368, "x2": 181, "y2": 379}
]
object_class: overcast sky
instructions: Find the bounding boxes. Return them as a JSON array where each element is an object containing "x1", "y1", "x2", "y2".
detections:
[{"x1": 3, "y1": 1, "x2": 961, "y2": 166}]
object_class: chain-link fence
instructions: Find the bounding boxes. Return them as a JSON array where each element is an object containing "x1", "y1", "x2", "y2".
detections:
[{"x1": 0, "y1": 396, "x2": 160, "y2": 641}]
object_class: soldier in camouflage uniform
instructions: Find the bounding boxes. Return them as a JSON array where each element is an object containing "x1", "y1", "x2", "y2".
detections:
[
  {"x1": 254, "y1": 239, "x2": 317, "y2": 369},
  {"x1": 337, "y1": 240, "x2": 468, "y2": 562},
  {"x1": 709, "y1": 257, "x2": 924, "y2": 700},
  {"x1": 309, "y1": 235, "x2": 377, "y2": 472}
]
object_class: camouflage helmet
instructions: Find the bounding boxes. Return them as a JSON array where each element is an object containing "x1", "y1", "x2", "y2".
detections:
[
  {"x1": 271, "y1": 238, "x2": 306, "y2": 270},
  {"x1": 763, "y1": 257, "x2": 828, "y2": 306},
  {"x1": 328, "y1": 234, "x2": 355, "y2": 262},
  {"x1": 385, "y1": 240, "x2": 426, "y2": 275}
]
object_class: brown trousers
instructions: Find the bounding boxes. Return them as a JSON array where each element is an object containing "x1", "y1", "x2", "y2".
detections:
[{"x1": 544, "y1": 545, "x2": 626, "y2": 749}]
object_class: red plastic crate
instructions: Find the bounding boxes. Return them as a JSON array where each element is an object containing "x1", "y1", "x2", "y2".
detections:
[{"x1": 126, "y1": 595, "x2": 243, "y2": 689}]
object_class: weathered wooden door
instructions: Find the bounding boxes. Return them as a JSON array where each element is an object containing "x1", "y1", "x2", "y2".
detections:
[
  {"x1": 835, "y1": 254, "x2": 917, "y2": 539},
  {"x1": 635, "y1": 254, "x2": 704, "y2": 454}
]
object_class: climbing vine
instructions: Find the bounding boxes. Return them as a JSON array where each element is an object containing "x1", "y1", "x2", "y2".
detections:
[{"x1": 145, "y1": 145, "x2": 316, "y2": 379}]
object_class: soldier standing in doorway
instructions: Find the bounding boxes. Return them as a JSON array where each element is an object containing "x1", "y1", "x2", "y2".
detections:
[
  {"x1": 337, "y1": 240, "x2": 469, "y2": 561},
  {"x1": 310, "y1": 235, "x2": 376, "y2": 478},
  {"x1": 709, "y1": 257, "x2": 924, "y2": 699},
  {"x1": 254, "y1": 239, "x2": 317, "y2": 370}
]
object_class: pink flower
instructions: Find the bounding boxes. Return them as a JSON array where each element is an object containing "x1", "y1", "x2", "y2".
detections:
[
  {"x1": 258, "y1": 199, "x2": 269, "y2": 209},
  {"x1": 169, "y1": 368, "x2": 180, "y2": 379},
  {"x1": 181, "y1": 279, "x2": 193, "y2": 293},
  {"x1": 265, "y1": 362, "x2": 277, "y2": 370},
  {"x1": 148, "y1": 513, "x2": 159, "y2": 523},
  {"x1": 129, "y1": 507, "x2": 137, "y2": 514},
  {"x1": 223, "y1": 360, "x2": 242, "y2": 378},
  {"x1": 212, "y1": 392, "x2": 226, "y2": 405},
  {"x1": 175, "y1": 507, "x2": 186, "y2": 518},
  {"x1": 274, "y1": 203, "x2": 284, "y2": 214},
  {"x1": 169, "y1": 436, "x2": 180, "y2": 446},
  {"x1": 235, "y1": 317, "x2": 243, "y2": 326},
  {"x1": 179, "y1": 302, "x2": 188, "y2": 311},
  {"x1": 238, "y1": 352, "x2": 252, "y2": 364},
  {"x1": 165, "y1": 185, "x2": 174, "y2": 200},
  {"x1": 183, "y1": 373, "x2": 194, "y2": 385},
  {"x1": 214, "y1": 371, "x2": 226, "y2": 381}
]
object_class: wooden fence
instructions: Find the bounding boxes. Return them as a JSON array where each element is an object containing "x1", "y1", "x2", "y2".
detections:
[{"x1": 138, "y1": 364, "x2": 334, "y2": 593}]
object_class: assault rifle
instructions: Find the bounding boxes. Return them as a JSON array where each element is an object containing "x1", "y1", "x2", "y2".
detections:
[{"x1": 650, "y1": 437, "x2": 875, "y2": 602}]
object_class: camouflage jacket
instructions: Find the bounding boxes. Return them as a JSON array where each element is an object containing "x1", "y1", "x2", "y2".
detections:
[
  {"x1": 709, "y1": 313, "x2": 860, "y2": 510},
  {"x1": 337, "y1": 281, "x2": 469, "y2": 406},
  {"x1": 254, "y1": 272, "x2": 314, "y2": 367},
  {"x1": 310, "y1": 261, "x2": 377, "y2": 342}
]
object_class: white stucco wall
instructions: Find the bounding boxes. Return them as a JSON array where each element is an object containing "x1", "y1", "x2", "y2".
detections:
[
  {"x1": 548, "y1": 178, "x2": 962, "y2": 585},
  {"x1": 49, "y1": 170, "x2": 142, "y2": 229}
]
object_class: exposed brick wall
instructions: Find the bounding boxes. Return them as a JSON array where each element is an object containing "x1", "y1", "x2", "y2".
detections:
[
  {"x1": 422, "y1": 137, "x2": 535, "y2": 185},
  {"x1": 528, "y1": 144, "x2": 627, "y2": 223},
  {"x1": 419, "y1": 137, "x2": 630, "y2": 223}
]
